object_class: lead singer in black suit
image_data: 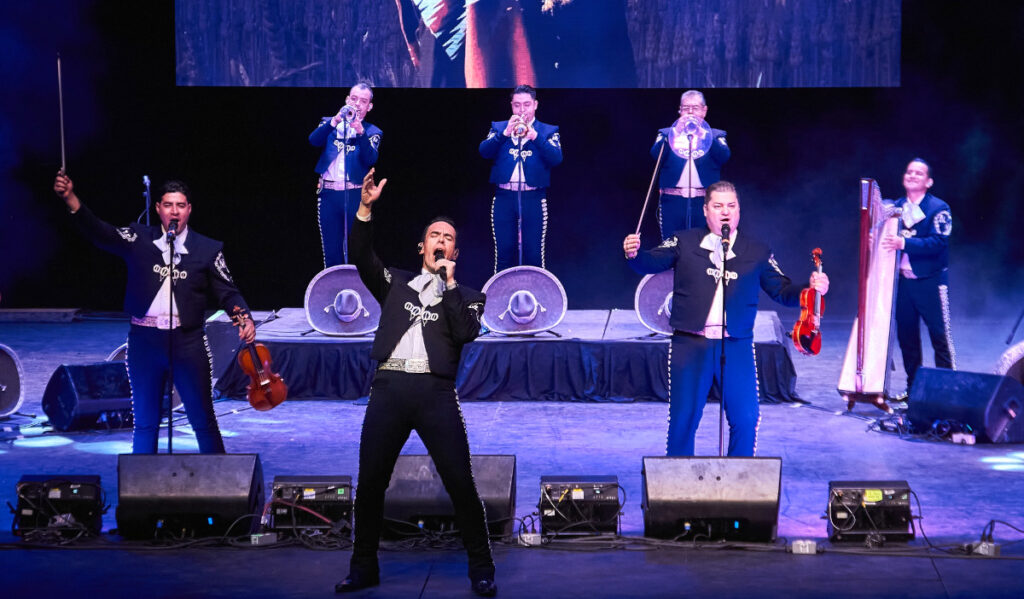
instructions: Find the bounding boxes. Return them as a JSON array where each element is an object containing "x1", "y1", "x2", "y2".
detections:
[{"x1": 336, "y1": 169, "x2": 496, "y2": 597}]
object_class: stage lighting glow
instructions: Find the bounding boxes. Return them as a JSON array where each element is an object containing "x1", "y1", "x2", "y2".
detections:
[
  {"x1": 980, "y1": 457, "x2": 1023, "y2": 464},
  {"x1": 239, "y1": 417, "x2": 287, "y2": 424},
  {"x1": 13, "y1": 435, "x2": 74, "y2": 448},
  {"x1": 76, "y1": 440, "x2": 133, "y2": 455},
  {"x1": 157, "y1": 437, "x2": 200, "y2": 451},
  {"x1": 981, "y1": 454, "x2": 1024, "y2": 472}
]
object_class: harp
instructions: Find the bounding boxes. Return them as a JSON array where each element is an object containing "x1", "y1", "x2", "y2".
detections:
[{"x1": 837, "y1": 179, "x2": 903, "y2": 412}]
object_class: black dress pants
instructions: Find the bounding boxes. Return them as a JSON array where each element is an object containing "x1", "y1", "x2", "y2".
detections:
[{"x1": 349, "y1": 370, "x2": 494, "y2": 581}]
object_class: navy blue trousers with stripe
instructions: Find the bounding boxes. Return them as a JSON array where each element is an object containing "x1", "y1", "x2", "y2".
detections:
[
  {"x1": 667, "y1": 333, "x2": 759, "y2": 457},
  {"x1": 127, "y1": 324, "x2": 224, "y2": 454},
  {"x1": 491, "y1": 188, "x2": 546, "y2": 273},
  {"x1": 318, "y1": 187, "x2": 359, "y2": 267},
  {"x1": 896, "y1": 274, "x2": 955, "y2": 389}
]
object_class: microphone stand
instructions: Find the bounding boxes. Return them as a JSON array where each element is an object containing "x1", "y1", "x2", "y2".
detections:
[
  {"x1": 718, "y1": 229, "x2": 730, "y2": 457},
  {"x1": 165, "y1": 227, "x2": 178, "y2": 454},
  {"x1": 686, "y1": 134, "x2": 695, "y2": 229},
  {"x1": 340, "y1": 117, "x2": 351, "y2": 264},
  {"x1": 515, "y1": 133, "x2": 525, "y2": 267},
  {"x1": 141, "y1": 175, "x2": 151, "y2": 225}
]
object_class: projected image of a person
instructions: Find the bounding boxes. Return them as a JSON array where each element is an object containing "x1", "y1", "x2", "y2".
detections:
[
  {"x1": 880, "y1": 158, "x2": 956, "y2": 392},
  {"x1": 53, "y1": 173, "x2": 255, "y2": 454},
  {"x1": 395, "y1": 0, "x2": 468, "y2": 87},
  {"x1": 652, "y1": 90, "x2": 731, "y2": 239},
  {"x1": 478, "y1": 84, "x2": 562, "y2": 273},
  {"x1": 308, "y1": 82, "x2": 383, "y2": 268}
]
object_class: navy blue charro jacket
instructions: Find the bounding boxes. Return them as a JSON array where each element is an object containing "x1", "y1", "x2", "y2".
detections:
[
  {"x1": 479, "y1": 119, "x2": 562, "y2": 188},
  {"x1": 628, "y1": 228, "x2": 802, "y2": 338},
  {"x1": 70, "y1": 204, "x2": 250, "y2": 329}
]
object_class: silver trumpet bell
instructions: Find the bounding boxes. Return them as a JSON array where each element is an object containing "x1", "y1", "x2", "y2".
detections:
[
  {"x1": 668, "y1": 115, "x2": 713, "y2": 159},
  {"x1": 512, "y1": 115, "x2": 529, "y2": 138},
  {"x1": 339, "y1": 104, "x2": 358, "y2": 123}
]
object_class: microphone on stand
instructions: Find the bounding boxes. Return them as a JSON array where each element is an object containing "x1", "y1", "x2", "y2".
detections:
[
  {"x1": 720, "y1": 223, "x2": 731, "y2": 253},
  {"x1": 167, "y1": 218, "x2": 179, "y2": 242}
]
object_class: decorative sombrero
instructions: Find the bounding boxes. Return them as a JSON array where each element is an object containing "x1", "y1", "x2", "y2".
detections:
[
  {"x1": 634, "y1": 270, "x2": 674, "y2": 336},
  {"x1": 304, "y1": 265, "x2": 381, "y2": 336},
  {"x1": 481, "y1": 266, "x2": 567, "y2": 335}
]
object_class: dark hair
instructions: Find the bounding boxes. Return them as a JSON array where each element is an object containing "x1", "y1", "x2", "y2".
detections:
[
  {"x1": 422, "y1": 216, "x2": 457, "y2": 245},
  {"x1": 909, "y1": 157, "x2": 932, "y2": 178},
  {"x1": 159, "y1": 180, "x2": 191, "y2": 202},
  {"x1": 511, "y1": 84, "x2": 537, "y2": 100},
  {"x1": 351, "y1": 81, "x2": 374, "y2": 101},
  {"x1": 705, "y1": 180, "x2": 737, "y2": 204}
]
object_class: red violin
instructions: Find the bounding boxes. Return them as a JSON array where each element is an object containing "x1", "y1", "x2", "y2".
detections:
[
  {"x1": 791, "y1": 248, "x2": 825, "y2": 356},
  {"x1": 232, "y1": 312, "x2": 288, "y2": 411}
]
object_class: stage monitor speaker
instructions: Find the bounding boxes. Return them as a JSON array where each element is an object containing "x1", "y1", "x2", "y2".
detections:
[
  {"x1": 382, "y1": 454, "x2": 516, "y2": 539},
  {"x1": 105, "y1": 344, "x2": 182, "y2": 410},
  {"x1": 42, "y1": 362, "x2": 133, "y2": 431},
  {"x1": 13, "y1": 474, "x2": 104, "y2": 537},
  {"x1": 0, "y1": 343, "x2": 26, "y2": 418},
  {"x1": 641, "y1": 456, "x2": 782, "y2": 542},
  {"x1": 116, "y1": 454, "x2": 264, "y2": 540},
  {"x1": 270, "y1": 475, "x2": 353, "y2": 533},
  {"x1": 907, "y1": 367, "x2": 1024, "y2": 443}
]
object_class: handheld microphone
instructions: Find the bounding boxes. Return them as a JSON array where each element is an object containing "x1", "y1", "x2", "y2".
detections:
[
  {"x1": 167, "y1": 218, "x2": 179, "y2": 241},
  {"x1": 720, "y1": 223, "x2": 731, "y2": 253},
  {"x1": 434, "y1": 249, "x2": 447, "y2": 282}
]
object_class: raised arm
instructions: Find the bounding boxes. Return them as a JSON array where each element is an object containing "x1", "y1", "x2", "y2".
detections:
[
  {"x1": 349, "y1": 169, "x2": 392, "y2": 304},
  {"x1": 624, "y1": 233, "x2": 679, "y2": 275},
  {"x1": 55, "y1": 172, "x2": 135, "y2": 257}
]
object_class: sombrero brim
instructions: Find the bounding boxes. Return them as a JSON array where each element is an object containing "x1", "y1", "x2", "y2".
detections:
[
  {"x1": 481, "y1": 266, "x2": 567, "y2": 335},
  {"x1": 304, "y1": 265, "x2": 381, "y2": 336},
  {"x1": 634, "y1": 270, "x2": 674, "y2": 336}
]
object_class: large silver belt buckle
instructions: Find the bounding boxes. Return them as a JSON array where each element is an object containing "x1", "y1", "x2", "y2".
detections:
[{"x1": 403, "y1": 359, "x2": 428, "y2": 374}]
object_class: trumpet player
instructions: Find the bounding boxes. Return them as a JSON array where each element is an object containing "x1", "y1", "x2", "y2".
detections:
[
  {"x1": 479, "y1": 84, "x2": 562, "y2": 274},
  {"x1": 652, "y1": 90, "x2": 730, "y2": 238},
  {"x1": 309, "y1": 82, "x2": 383, "y2": 268}
]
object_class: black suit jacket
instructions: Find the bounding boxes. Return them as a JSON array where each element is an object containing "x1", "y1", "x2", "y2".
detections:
[
  {"x1": 628, "y1": 228, "x2": 802, "y2": 338},
  {"x1": 70, "y1": 204, "x2": 250, "y2": 329},
  {"x1": 349, "y1": 217, "x2": 486, "y2": 379}
]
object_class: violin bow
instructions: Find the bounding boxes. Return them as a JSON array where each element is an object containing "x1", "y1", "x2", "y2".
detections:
[
  {"x1": 57, "y1": 53, "x2": 67, "y2": 174},
  {"x1": 635, "y1": 139, "x2": 667, "y2": 235}
]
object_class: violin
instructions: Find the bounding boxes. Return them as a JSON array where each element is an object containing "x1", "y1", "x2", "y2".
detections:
[
  {"x1": 232, "y1": 311, "x2": 287, "y2": 411},
  {"x1": 791, "y1": 248, "x2": 825, "y2": 356}
]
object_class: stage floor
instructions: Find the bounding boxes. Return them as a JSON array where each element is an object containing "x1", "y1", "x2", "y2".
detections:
[{"x1": 1, "y1": 313, "x2": 1023, "y2": 597}]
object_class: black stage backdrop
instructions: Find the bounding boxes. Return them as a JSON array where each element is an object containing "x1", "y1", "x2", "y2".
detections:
[{"x1": 1, "y1": 0, "x2": 1022, "y2": 322}]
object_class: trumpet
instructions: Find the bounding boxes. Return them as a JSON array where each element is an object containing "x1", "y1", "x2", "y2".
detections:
[
  {"x1": 512, "y1": 115, "x2": 529, "y2": 138},
  {"x1": 338, "y1": 104, "x2": 358, "y2": 124},
  {"x1": 678, "y1": 114, "x2": 705, "y2": 137},
  {"x1": 669, "y1": 115, "x2": 713, "y2": 159}
]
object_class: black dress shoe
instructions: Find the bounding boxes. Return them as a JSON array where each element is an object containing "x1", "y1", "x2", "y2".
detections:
[
  {"x1": 334, "y1": 572, "x2": 380, "y2": 593},
  {"x1": 471, "y1": 578, "x2": 498, "y2": 597}
]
